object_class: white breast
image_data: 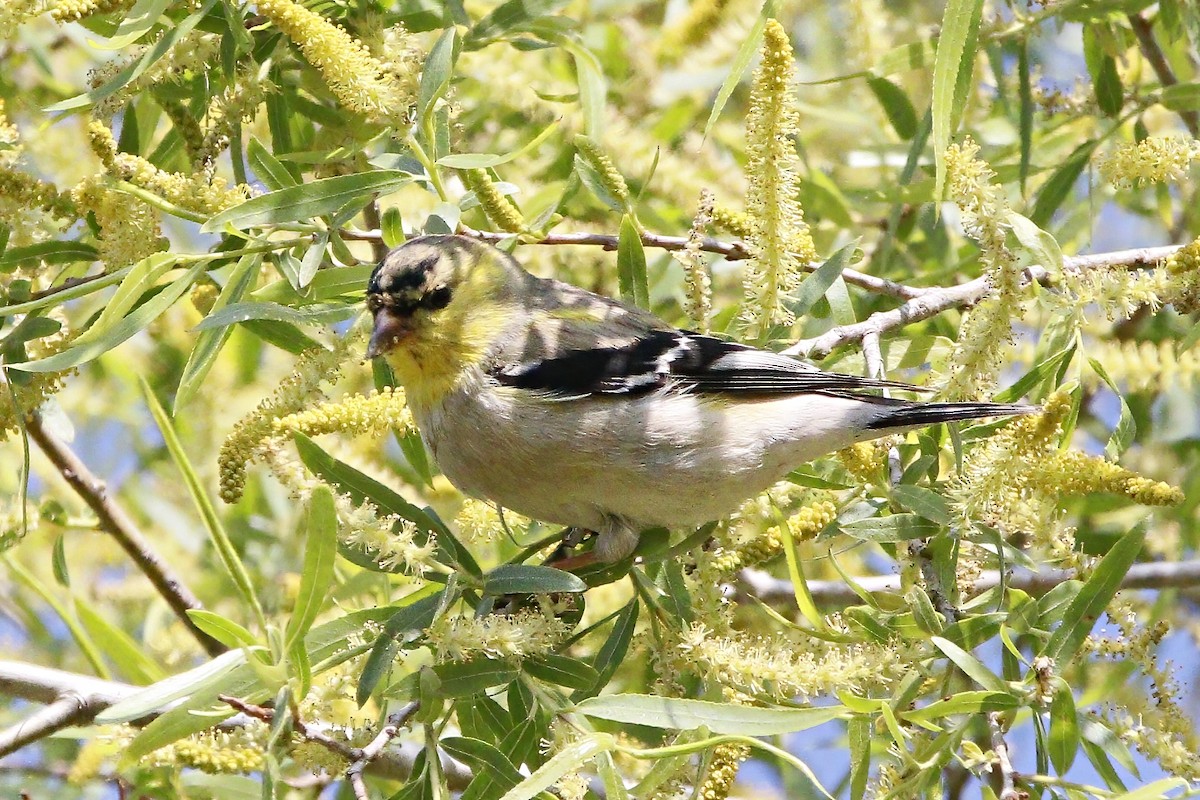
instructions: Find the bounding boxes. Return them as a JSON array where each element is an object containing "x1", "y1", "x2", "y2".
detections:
[{"x1": 412, "y1": 370, "x2": 877, "y2": 534}]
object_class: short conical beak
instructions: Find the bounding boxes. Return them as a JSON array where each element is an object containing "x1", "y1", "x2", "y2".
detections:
[{"x1": 366, "y1": 308, "x2": 408, "y2": 359}]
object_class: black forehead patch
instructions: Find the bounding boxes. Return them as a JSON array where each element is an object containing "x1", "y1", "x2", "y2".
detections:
[{"x1": 368, "y1": 254, "x2": 440, "y2": 296}]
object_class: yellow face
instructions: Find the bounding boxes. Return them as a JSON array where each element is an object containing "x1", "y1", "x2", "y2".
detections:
[{"x1": 365, "y1": 235, "x2": 510, "y2": 409}]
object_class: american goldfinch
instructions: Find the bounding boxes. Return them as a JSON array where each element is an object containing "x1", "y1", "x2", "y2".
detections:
[{"x1": 366, "y1": 235, "x2": 1034, "y2": 564}]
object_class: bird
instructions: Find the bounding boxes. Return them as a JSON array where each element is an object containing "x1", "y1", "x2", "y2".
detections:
[{"x1": 365, "y1": 234, "x2": 1035, "y2": 566}]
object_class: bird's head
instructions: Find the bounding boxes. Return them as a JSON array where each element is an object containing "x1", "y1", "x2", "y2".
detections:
[
  {"x1": 365, "y1": 235, "x2": 528, "y2": 403},
  {"x1": 366, "y1": 235, "x2": 505, "y2": 358}
]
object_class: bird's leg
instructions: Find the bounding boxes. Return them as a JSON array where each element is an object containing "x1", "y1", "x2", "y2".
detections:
[{"x1": 545, "y1": 527, "x2": 599, "y2": 571}]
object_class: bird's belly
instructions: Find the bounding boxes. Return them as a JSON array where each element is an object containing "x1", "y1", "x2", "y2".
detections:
[{"x1": 414, "y1": 380, "x2": 868, "y2": 530}]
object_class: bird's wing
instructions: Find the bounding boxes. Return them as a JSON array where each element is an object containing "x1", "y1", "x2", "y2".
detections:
[{"x1": 490, "y1": 321, "x2": 924, "y2": 399}]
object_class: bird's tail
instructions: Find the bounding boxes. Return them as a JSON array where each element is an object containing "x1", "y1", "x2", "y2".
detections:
[{"x1": 866, "y1": 401, "x2": 1039, "y2": 430}]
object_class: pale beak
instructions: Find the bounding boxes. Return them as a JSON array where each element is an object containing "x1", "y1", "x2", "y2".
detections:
[{"x1": 366, "y1": 307, "x2": 408, "y2": 358}]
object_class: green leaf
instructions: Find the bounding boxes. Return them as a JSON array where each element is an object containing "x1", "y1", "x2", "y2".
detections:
[
  {"x1": 175, "y1": 254, "x2": 261, "y2": 412},
  {"x1": 1031, "y1": 140, "x2": 1098, "y2": 227},
  {"x1": 186, "y1": 609, "x2": 259, "y2": 651},
  {"x1": 141, "y1": 380, "x2": 267, "y2": 631},
  {"x1": 0, "y1": 240, "x2": 99, "y2": 272},
  {"x1": 1007, "y1": 211, "x2": 1063, "y2": 273},
  {"x1": 356, "y1": 588, "x2": 445, "y2": 705},
  {"x1": 97, "y1": 649, "x2": 251, "y2": 724},
  {"x1": 468, "y1": 0, "x2": 566, "y2": 43},
  {"x1": 1048, "y1": 677, "x2": 1079, "y2": 775},
  {"x1": 120, "y1": 605, "x2": 403, "y2": 765},
  {"x1": 890, "y1": 485, "x2": 952, "y2": 526},
  {"x1": 201, "y1": 171, "x2": 412, "y2": 232},
  {"x1": 1088, "y1": 358, "x2": 1136, "y2": 459},
  {"x1": 76, "y1": 597, "x2": 165, "y2": 684},
  {"x1": 900, "y1": 691, "x2": 1020, "y2": 724},
  {"x1": 867, "y1": 76, "x2": 918, "y2": 139},
  {"x1": 574, "y1": 598, "x2": 638, "y2": 700},
  {"x1": 931, "y1": 0, "x2": 983, "y2": 198},
  {"x1": 292, "y1": 434, "x2": 446, "y2": 539},
  {"x1": 523, "y1": 654, "x2": 600, "y2": 689},
  {"x1": 848, "y1": 716, "x2": 870, "y2": 800},
  {"x1": 284, "y1": 486, "x2": 337, "y2": 650},
  {"x1": 1161, "y1": 81, "x2": 1200, "y2": 111},
  {"x1": 191, "y1": 301, "x2": 355, "y2": 332},
  {"x1": 437, "y1": 119, "x2": 561, "y2": 169},
  {"x1": 931, "y1": 636, "x2": 1007, "y2": 692},
  {"x1": 1111, "y1": 779, "x2": 1190, "y2": 800},
  {"x1": 841, "y1": 514, "x2": 941, "y2": 542},
  {"x1": 1083, "y1": 25, "x2": 1123, "y2": 117},
  {"x1": 1043, "y1": 525, "x2": 1144, "y2": 665},
  {"x1": 616, "y1": 214, "x2": 649, "y2": 309},
  {"x1": 45, "y1": 1, "x2": 214, "y2": 112},
  {"x1": 100, "y1": 0, "x2": 173, "y2": 49},
  {"x1": 389, "y1": 658, "x2": 520, "y2": 700},
  {"x1": 575, "y1": 695, "x2": 847, "y2": 735},
  {"x1": 498, "y1": 734, "x2": 615, "y2": 800},
  {"x1": 907, "y1": 586, "x2": 944, "y2": 635},
  {"x1": 441, "y1": 736, "x2": 524, "y2": 799},
  {"x1": 702, "y1": 0, "x2": 776, "y2": 139},
  {"x1": 418, "y1": 27, "x2": 458, "y2": 122},
  {"x1": 791, "y1": 241, "x2": 856, "y2": 320},
  {"x1": 482, "y1": 564, "x2": 587, "y2": 595},
  {"x1": 246, "y1": 136, "x2": 297, "y2": 190},
  {"x1": 13, "y1": 260, "x2": 205, "y2": 373}
]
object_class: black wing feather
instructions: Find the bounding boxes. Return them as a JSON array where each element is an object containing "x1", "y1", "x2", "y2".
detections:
[{"x1": 491, "y1": 330, "x2": 926, "y2": 398}]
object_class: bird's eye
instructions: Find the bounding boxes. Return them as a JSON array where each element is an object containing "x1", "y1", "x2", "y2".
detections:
[{"x1": 366, "y1": 294, "x2": 384, "y2": 312}]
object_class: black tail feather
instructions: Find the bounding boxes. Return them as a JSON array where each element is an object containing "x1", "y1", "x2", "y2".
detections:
[{"x1": 866, "y1": 401, "x2": 1039, "y2": 430}]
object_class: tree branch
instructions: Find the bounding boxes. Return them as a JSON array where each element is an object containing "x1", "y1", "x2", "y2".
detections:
[
  {"x1": 0, "y1": 661, "x2": 469, "y2": 788},
  {"x1": 988, "y1": 712, "x2": 1023, "y2": 800},
  {"x1": 783, "y1": 244, "x2": 1184, "y2": 358},
  {"x1": 344, "y1": 224, "x2": 928, "y2": 300},
  {"x1": 24, "y1": 413, "x2": 226, "y2": 658},
  {"x1": 0, "y1": 661, "x2": 139, "y2": 758},
  {"x1": 1127, "y1": 12, "x2": 1199, "y2": 137},
  {"x1": 740, "y1": 558, "x2": 1200, "y2": 606}
]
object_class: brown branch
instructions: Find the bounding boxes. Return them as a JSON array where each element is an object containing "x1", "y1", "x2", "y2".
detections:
[
  {"x1": 0, "y1": 661, "x2": 140, "y2": 758},
  {"x1": 220, "y1": 696, "x2": 460, "y2": 790},
  {"x1": 343, "y1": 224, "x2": 927, "y2": 300},
  {"x1": 988, "y1": 712, "x2": 1024, "y2": 800},
  {"x1": 784, "y1": 244, "x2": 1185, "y2": 359},
  {"x1": 24, "y1": 413, "x2": 225, "y2": 658},
  {"x1": 1128, "y1": 13, "x2": 1200, "y2": 137},
  {"x1": 740, "y1": 558, "x2": 1200, "y2": 605},
  {"x1": 0, "y1": 661, "x2": 464, "y2": 787}
]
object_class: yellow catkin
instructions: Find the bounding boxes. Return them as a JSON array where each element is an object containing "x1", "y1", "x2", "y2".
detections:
[
  {"x1": 1098, "y1": 137, "x2": 1200, "y2": 188},
  {"x1": 574, "y1": 135, "x2": 631, "y2": 208},
  {"x1": 272, "y1": 386, "x2": 415, "y2": 440},
  {"x1": 50, "y1": 0, "x2": 130, "y2": 21},
  {"x1": 675, "y1": 188, "x2": 715, "y2": 332},
  {"x1": 255, "y1": 0, "x2": 415, "y2": 126},
  {"x1": 740, "y1": 20, "x2": 816, "y2": 336},
  {"x1": 658, "y1": 0, "x2": 733, "y2": 63},
  {"x1": 697, "y1": 742, "x2": 750, "y2": 800},
  {"x1": 461, "y1": 168, "x2": 525, "y2": 232},
  {"x1": 941, "y1": 137, "x2": 1022, "y2": 400}
]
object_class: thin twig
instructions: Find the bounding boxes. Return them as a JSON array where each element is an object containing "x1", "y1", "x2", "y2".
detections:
[
  {"x1": 342, "y1": 224, "x2": 928, "y2": 300},
  {"x1": 219, "y1": 696, "x2": 442, "y2": 793},
  {"x1": 1127, "y1": 13, "x2": 1199, "y2": 137},
  {"x1": 359, "y1": 201, "x2": 389, "y2": 263},
  {"x1": 0, "y1": 661, "x2": 139, "y2": 758},
  {"x1": 739, "y1": 558, "x2": 1200, "y2": 605},
  {"x1": 988, "y1": 712, "x2": 1024, "y2": 800},
  {"x1": 785, "y1": 244, "x2": 1184, "y2": 358},
  {"x1": 24, "y1": 413, "x2": 225, "y2": 657}
]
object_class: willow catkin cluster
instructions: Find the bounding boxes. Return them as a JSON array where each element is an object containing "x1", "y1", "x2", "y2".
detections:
[
  {"x1": 940, "y1": 137, "x2": 1022, "y2": 400},
  {"x1": 255, "y1": 0, "x2": 417, "y2": 126},
  {"x1": 740, "y1": 19, "x2": 816, "y2": 337},
  {"x1": 1098, "y1": 136, "x2": 1200, "y2": 188},
  {"x1": 674, "y1": 188, "x2": 715, "y2": 332}
]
